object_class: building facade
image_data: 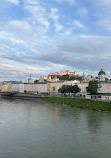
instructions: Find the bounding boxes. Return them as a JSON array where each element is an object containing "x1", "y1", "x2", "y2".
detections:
[
  {"x1": 44, "y1": 70, "x2": 78, "y2": 82},
  {"x1": 98, "y1": 69, "x2": 106, "y2": 81}
]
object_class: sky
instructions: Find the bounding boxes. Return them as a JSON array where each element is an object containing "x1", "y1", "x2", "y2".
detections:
[{"x1": 0, "y1": 0, "x2": 111, "y2": 82}]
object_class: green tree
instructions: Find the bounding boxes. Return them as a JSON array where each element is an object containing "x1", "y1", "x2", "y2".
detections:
[
  {"x1": 72, "y1": 85, "x2": 81, "y2": 94},
  {"x1": 58, "y1": 85, "x2": 81, "y2": 95},
  {"x1": 57, "y1": 75, "x2": 79, "y2": 81},
  {"x1": 58, "y1": 85, "x2": 68, "y2": 94},
  {"x1": 34, "y1": 79, "x2": 39, "y2": 83},
  {"x1": 86, "y1": 80, "x2": 100, "y2": 95}
]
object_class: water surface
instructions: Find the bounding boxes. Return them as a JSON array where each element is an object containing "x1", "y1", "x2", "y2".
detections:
[{"x1": 0, "y1": 98, "x2": 111, "y2": 158}]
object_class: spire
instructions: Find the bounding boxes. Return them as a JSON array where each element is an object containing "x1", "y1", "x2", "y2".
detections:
[
  {"x1": 83, "y1": 71, "x2": 85, "y2": 77},
  {"x1": 82, "y1": 71, "x2": 86, "y2": 81}
]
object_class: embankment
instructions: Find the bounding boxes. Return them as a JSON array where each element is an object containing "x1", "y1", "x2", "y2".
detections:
[
  {"x1": 44, "y1": 97, "x2": 111, "y2": 112},
  {"x1": 1, "y1": 92, "x2": 49, "y2": 100}
]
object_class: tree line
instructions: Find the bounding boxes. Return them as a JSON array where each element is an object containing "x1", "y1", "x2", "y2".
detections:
[
  {"x1": 58, "y1": 80, "x2": 100, "y2": 95},
  {"x1": 58, "y1": 85, "x2": 81, "y2": 95}
]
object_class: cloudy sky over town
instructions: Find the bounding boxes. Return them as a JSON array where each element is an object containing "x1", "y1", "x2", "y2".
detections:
[{"x1": 0, "y1": 0, "x2": 111, "y2": 81}]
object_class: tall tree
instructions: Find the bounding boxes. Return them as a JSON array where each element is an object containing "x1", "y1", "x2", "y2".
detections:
[{"x1": 86, "y1": 80, "x2": 100, "y2": 94}]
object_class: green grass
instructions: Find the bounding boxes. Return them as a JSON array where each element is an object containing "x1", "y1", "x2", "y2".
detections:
[{"x1": 44, "y1": 97, "x2": 111, "y2": 112}]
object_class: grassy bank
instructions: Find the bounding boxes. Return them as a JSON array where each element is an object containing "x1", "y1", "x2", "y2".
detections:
[{"x1": 44, "y1": 97, "x2": 111, "y2": 112}]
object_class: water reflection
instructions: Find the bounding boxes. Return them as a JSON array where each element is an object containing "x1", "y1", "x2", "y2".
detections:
[
  {"x1": 86, "y1": 111, "x2": 102, "y2": 134},
  {"x1": 0, "y1": 99, "x2": 111, "y2": 158}
]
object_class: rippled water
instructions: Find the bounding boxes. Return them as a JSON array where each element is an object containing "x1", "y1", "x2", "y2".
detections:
[{"x1": 0, "y1": 98, "x2": 111, "y2": 158}]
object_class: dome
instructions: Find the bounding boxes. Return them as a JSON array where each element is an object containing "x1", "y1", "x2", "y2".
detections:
[{"x1": 98, "y1": 69, "x2": 105, "y2": 75}]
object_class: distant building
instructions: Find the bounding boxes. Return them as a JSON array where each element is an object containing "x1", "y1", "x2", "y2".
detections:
[
  {"x1": 28, "y1": 75, "x2": 33, "y2": 83},
  {"x1": 52, "y1": 76, "x2": 60, "y2": 82},
  {"x1": 39, "y1": 76, "x2": 45, "y2": 83},
  {"x1": 98, "y1": 69, "x2": 106, "y2": 81},
  {"x1": 87, "y1": 75, "x2": 94, "y2": 82},
  {"x1": 44, "y1": 70, "x2": 78, "y2": 82},
  {"x1": 50, "y1": 70, "x2": 76, "y2": 76}
]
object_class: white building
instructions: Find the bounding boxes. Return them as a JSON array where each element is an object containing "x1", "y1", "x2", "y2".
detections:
[
  {"x1": 87, "y1": 75, "x2": 94, "y2": 82},
  {"x1": 64, "y1": 80, "x2": 80, "y2": 85},
  {"x1": 98, "y1": 69, "x2": 106, "y2": 81}
]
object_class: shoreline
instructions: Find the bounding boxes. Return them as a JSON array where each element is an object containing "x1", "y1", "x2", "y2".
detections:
[
  {"x1": 1, "y1": 93, "x2": 111, "y2": 113},
  {"x1": 0, "y1": 92, "x2": 49, "y2": 100},
  {"x1": 44, "y1": 97, "x2": 111, "y2": 113}
]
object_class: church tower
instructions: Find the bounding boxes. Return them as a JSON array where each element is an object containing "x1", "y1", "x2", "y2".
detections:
[{"x1": 82, "y1": 72, "x2": 86, "y2": 82}]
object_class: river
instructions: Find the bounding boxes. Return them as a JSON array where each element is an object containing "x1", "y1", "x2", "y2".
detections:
[{"x1": 0, "y1": 98, "x2": 111, "y2": 158}]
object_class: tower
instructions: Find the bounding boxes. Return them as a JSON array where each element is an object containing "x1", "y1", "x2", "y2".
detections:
[
  {"x1": 82, "y1": 72, "x2": 86, "y2": 82},
  {"x1": 74, "y1": 70, "x2": 76, "y2": 75},
  {"x1": 28, "y1": 74, "x2": 33, "y2": 83}
]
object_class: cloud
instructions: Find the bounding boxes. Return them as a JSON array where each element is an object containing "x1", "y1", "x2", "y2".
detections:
[
  {"x1": 1, "y1": 34, "x2": 111, "y2": 80},
  {"x1": 47, "y1": 62, "x2": 67, "y2": 69},
  {"x1": 25, "y1": 0, "x2": 50, "y2": 32},
  {"x1": 96, "y1": 0, "x2": 111, "y2": 5},
  {"x1": 79, "y1": 35, "x2": 100, "y2": 39},
  {"x1": 6, "y1": 0, "x2": 19, "y2": 5},
  {"x1": 1, "y1": 0, "x2": 111, "y2": 81},
  {"x1": 50, "y1": 8, "x2": 63, "y2": 32},
  {"x1": 78, "y1": 7, "x2": 88, "y2": 17},
  {"x1": 98, "y1": 19, "x2": 111, "y2": 32},
  {"x1": 65, "y1": 0, "x2": 76, "y2": 6},
  {"x1": 8, "y1": 20, "x2": 31, "y2": 30},
  {"x1": 10, "y1": 38, "x2": 26, "y2": 45},
  {"x1": 38, "y1": 52, "x2": 111, "y2": 75},
  {"x1": 55, "y1": 0, "x2": 76, "y2": 6},
  {"x1": 7, "y1": 20, "x2": 33, "y2": 39},
  {"x1": 91, "y1": 0, "x2": 111, "y2": 32},
  {"x1": 73, "y1": 20, "x2": 86, "y2": 30},
  {"x1": 60, "y1": 43, "x2": 91, "y2": 54},
  {"x1": 0, "y1": 63, "x2": 51, "y2": 82}
]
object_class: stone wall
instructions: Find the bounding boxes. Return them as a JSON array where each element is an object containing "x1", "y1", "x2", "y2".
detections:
[
  {"x1": 10, "y1": 83, "x2": 24, "y2": 93},
  {"x1": 24, "y1": 83, "x2": 50, "y2": 93},
  {"x1": 1, "y1": 81, "x2": 111, "y2": 95},
  {"x1": 49, "y1": 81, "x2": 64, "y2": 94}
]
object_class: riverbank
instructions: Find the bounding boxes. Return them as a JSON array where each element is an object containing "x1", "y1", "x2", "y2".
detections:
[
  {"x1": 0, "y1": 92, "x2": 49, "y2": 100},
  {"x1": 44, "y1": 97, "x2": 111, "y2": 112}
]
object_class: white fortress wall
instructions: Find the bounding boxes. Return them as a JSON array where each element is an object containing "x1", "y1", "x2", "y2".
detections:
[
  {"x1": 24, "y1": 83, "x2": 50, "y2": 93},
  {"x1": 10, "y1": 84, "x2": 24, "y2": 93},
  {"x1": 37, "y1": 83, "x2": 49, "y2": 93},
  {"x1": 24, "y1": 84, "x2": 33, "y2": 92}
]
